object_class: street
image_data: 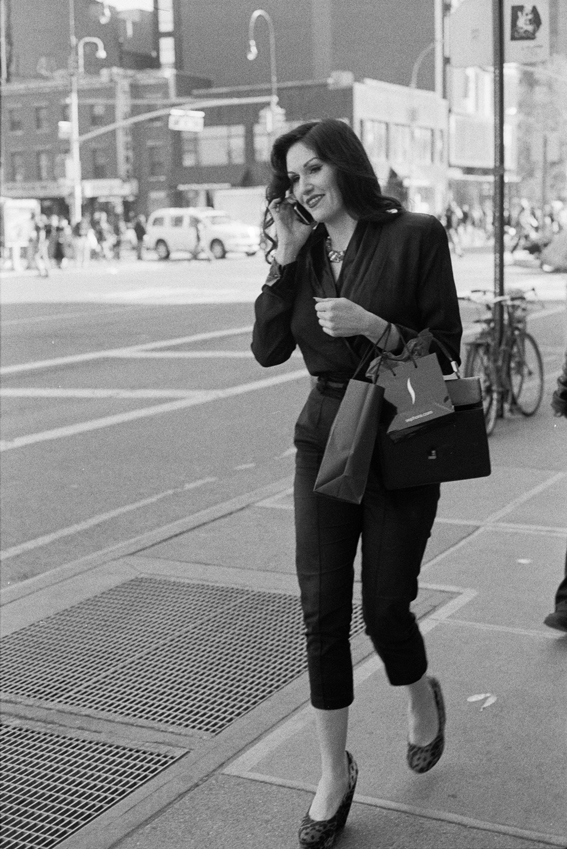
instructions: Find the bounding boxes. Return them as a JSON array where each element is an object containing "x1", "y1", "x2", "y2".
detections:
[{"x1": 1, "y1": 250, "x2": 565, "y2": 588}]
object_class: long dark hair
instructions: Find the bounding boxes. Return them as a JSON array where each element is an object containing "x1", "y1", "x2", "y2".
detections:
[{"x1": 263, "y1": 118, "x2": 404, "y2": 258}]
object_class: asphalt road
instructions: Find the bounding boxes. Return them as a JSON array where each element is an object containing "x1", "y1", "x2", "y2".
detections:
[{"x1": 1, "y1": 250, "x2": 565, "y2": 589}]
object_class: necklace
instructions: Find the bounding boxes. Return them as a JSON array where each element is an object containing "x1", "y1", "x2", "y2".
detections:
[{"x1": 325, "y1": 236, "x2": 346, "y2": 263}]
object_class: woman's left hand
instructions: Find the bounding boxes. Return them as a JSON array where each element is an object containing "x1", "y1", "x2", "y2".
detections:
[{"x1": 314, "y1": 297, "x2": 378, "y2": 338}]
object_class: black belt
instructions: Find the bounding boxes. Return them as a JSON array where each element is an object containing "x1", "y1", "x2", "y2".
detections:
[{"x1": 316, "y1": 375, "x2": 351, "y2": 396}]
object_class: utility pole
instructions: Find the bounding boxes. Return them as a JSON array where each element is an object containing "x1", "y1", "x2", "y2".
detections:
[
  {"x1": 492, "y1": 0, "x2": 505, "y2": 339},
  {"x1": 69, "y1": 0, "x2": 82, "y2": 225}
]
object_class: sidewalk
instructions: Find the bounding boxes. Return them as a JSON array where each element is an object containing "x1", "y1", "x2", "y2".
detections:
[
  {"x1": 113, "y1": 402, "x2": 567, "y2": 849},
  {"x1": 1, "y1": 316, "x2": 566, "y2": 849}
]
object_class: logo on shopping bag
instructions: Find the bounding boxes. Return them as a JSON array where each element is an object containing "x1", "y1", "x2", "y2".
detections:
[{"x1": 407, "y1": 378, "x2": 416, "y2": 405}]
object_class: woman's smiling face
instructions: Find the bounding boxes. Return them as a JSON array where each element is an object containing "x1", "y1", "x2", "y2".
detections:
[{"x1": 286, "y1": 141, "x2": 345, "y2": 226}]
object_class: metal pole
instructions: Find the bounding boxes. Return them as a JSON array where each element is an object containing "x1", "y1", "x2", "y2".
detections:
[
  {"x1": 247, "y1": 10, "x2": 278, "y2": 140},
  {"x1": 69, "y1": 0, "x2": 82, "y2": 224},
  {"x1": 493, "y1": 0, "x2": 505, "y2": 316}
]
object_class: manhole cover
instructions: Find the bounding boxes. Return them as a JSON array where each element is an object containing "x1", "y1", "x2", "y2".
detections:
[{"x1": 0, "y1": 719, "x2": 177, "y2": 849}]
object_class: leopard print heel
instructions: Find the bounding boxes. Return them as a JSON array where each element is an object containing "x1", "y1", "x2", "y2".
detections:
[
  {"x1": 298, "y1": 751, "x2": 358, "y2": 848},
  {"x1": 407, "y1": 676, "x2": 446, "y2": 774}
]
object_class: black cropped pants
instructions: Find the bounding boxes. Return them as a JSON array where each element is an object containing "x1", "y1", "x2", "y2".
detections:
[{"x1": 294, "y1": 384, "x2": 440, "y2": 711}]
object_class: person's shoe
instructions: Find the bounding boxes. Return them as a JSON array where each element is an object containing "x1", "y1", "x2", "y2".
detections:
[
  {"x1": 298, "y1": 751, "x2": 358, "y2": 848},
  {"x1": 407, "y1": 677, "x2": 446, "y2": 774},
  {"x1": 544, "y1": 610, "x2": 567, "y2": 633}
]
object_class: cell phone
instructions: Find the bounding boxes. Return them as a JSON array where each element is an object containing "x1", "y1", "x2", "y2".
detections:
[{"x1": 291, "y1": 201, "x2": 314, "y2": 225}]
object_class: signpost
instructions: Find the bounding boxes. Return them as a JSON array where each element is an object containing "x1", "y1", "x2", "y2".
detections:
[
  {"x1": 168, "y1": 109, "x2": 205, "y2": 133},
  {"x1": 448, "y1": 0, "x2": 550, "y2": 316}
]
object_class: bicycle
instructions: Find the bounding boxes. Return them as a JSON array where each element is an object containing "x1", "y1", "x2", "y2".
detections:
[{"x1": 459, "y1": 288, "x2": 544, "y2": 435}]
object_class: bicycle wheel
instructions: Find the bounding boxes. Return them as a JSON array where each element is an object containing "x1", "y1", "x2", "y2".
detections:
[
  {"x1": 509, "y1": 332, "x2": 544, "y2": 415},
  {"x1": 464, "y1": 343, "x2": 498, "y2": 435}
]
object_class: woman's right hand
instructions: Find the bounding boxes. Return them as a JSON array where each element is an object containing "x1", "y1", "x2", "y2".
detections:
[{"x1": 269, "y1": 197, "x2": 313, "y2": 266}]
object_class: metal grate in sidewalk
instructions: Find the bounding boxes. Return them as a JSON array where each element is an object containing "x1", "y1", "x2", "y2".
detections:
[
  {"x1": 1, "y1": 578, "x2": 367, "y2": 735},
  {"x1": 0, "y1": 719, "x2": 177, "y2": 849},
  {"x1": 1, "y1": 579, "x2": 455, "y2": 737}
]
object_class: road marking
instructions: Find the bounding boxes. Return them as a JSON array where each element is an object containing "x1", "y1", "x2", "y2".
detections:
[
  {"x1": 0, "y1": 477, "x2": 217, "y2": 561},
  {"x1": 0, "y1": 369, "x2": 308, "y2": 451},
  {"x1": 0, "y1": 388, "x2": 213, "y2": 399},
  {"x1": 0, "y1": 305, "x2": 151, "y2": 327},
  {"x1": 0, "y1": 326, "x2": 254, "y2": 375},
  {"x1": 117, "y1": 350, "x2": 256, "y2": 358}
]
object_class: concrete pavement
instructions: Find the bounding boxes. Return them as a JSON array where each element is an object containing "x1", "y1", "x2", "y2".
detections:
[
  {"x1": 2, "y1": 340, "x2": 566, "y2": 849},
  {"x1": 1, "y1": 264, "x2": 566, "y2": 849}
]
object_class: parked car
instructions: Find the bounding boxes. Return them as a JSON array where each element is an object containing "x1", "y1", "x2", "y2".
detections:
[{"x1": 145, "y1": 207, "x2": 261, "y2": 259}]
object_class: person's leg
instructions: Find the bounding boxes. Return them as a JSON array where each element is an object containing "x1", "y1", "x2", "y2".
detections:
[
  {"x1": 309, "y1": 707, "x2": 350, "y2": 820},
  {"x1": 294, "y1": 388, "x2": 361, "y2": 819},
  {"x1": 544, "y1": 546, "x2": 567, "y2": 631},
  {"x1": 361, "y1": 474, "x2": 441, "y2": 744},
  {"x1": 554, "y1": 547, "x2": 567, "y2": 611}
]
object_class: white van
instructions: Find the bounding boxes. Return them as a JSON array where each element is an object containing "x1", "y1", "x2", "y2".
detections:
[{"x1": 145, "y1": 207, "x2": 261, "y2": 259}]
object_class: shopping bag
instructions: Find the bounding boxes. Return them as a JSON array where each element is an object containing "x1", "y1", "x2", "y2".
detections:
[
  {"x1": 376, "y1": 376, "x2": 491, "y2": 489},
  {"x1": 375, "y1": 353, "x2": 455, "y2": 443},
  {"x1": 313, "y1": 378, "x2": 384, "y2": 504}
]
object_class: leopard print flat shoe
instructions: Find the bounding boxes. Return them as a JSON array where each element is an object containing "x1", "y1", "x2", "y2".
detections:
[
  {"x1": 298, "y1": 751, "x2": 358, "y2": 848},
  {"x1": 407, "y1": 676, "x2": 446, "y2": 774}
]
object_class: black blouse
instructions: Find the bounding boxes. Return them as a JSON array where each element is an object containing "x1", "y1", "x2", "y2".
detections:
[{"x1": 252, "y1": 212, "x2": 463, "y2": 378}]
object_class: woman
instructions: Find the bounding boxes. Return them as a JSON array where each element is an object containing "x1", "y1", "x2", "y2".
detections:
[{"x1": 251, "y1": 119, "x2": 462, "y2": 849}]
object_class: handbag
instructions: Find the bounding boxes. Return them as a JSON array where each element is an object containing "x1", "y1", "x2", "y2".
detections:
[
  {"x1": 375, "y1": 353, "x2": 455, "y2": 442},
  {"x1": 376, "y1": 371, "x2": 492, "y2": 490},
  {"x1": 313, "y1": 329, "x2": 390, "y2": 504}
]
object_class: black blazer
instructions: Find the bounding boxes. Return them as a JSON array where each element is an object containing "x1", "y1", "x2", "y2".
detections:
[{"x1": 252, "y1": 212, "x2": 463, "y2": 377}]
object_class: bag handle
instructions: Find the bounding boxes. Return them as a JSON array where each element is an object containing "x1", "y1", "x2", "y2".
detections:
[
  {"x1": 352, "y1": 323, "x2": 392, "y2": 382},
  {"x1": 429, "y1": 334, "x2": 461, "y2": 378}
]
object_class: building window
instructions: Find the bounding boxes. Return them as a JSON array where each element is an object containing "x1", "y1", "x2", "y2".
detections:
[
  {"x1": 413, "y1": 127, "x2": 434, "y2": 165},
  {"x1": 90, "y1": 103, "x2": 106, "y2": 127},
  {"x1": 181, "y1": 133, "x2": 198, "y2": 167},
  {"x1": 390, "y1": 124, "x2": 411, "y2": 164},
  {"x1": 200, "y1": 125, "x2": 245, "y2": 166},
  {"x1": 92, "y1": 148, "x2": 108, "y2": 179},
  {"x1": 36, "y1": 151, "x2": 50, "y2": 180},
  {"x1": 159, "y1": 36, "x2": 175, "y2": 67},
  {"x1": 157, "y1": 0, "x2": 174, "y2": 32},
  {"x1": 437, "y1": 129, "x2": 446, "y2": 164},
  {"x1": 253, "y1": 126, "x2": 270, "y2": 163},
  {"x1": 361, "y1": 120, "x2": 388, "y2": 162},
  {"x1": 8, "y1": 108, "x2": 23, "y2": 132},
  {"x1": 35, "y1": 105, "x2": 48, "y2": 131},
  {"x1": 148, "y1": 143, "x2": 165, "y2": 176},
  {"x1": 11, "y1": 152, "x2": 25, "y2": 182},
  {"x1": 182, "y1": 125, "x2": 245, "y2": 167}
]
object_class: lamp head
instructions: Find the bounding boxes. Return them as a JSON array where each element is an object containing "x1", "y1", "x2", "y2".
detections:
[
  {"x1": 95, "y1": 46, "x2": 107, "y2": 60},
  {"x1": 247, "y1": 40, "x2": 258, "y2": 61}
]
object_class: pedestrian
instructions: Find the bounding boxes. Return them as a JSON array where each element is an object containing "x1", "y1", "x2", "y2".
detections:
[
  {"x1": 443, "y1": 200, "x2": 464, "y2": 257},
  {"x1": 251, "y1": 119, "x2": 462, "y2": 848},
  {"x1": 30, "y1": 214, "x2": 50, "y2": 277},
  {"x1": 544, "y1": 350, "x2": 567, "y2": 633},
  {"x1": 190, "y1": 216, "x2": 213, "y2": 261},
  {"x1": 133, "y1": 214, "x2": 146, "y2": 260},
  {"x1": 52, "y1": 216, "x2": 67, "y2": 268},
  {"x1": 72, "y1": 217, "x2": 91, "y2": 267}
]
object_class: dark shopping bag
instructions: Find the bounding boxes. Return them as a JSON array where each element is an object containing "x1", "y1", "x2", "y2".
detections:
[
  {"x1": 375, "y1": 353, "x2": 455, "y2": 443},
  {"x1": 377, "y1": 376, "x2": 491, "y2": 489},
  {"x1": 313, "y1": 377, "x2": 384, "y2": 504}
]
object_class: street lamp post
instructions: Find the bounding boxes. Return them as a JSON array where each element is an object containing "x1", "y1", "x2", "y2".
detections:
[
  {"x1": 247, "y1": 9, "x2": 278, "y2": 140},
  {"x1": 68, "y1": 0, "x2": 107, "y2": 224}
]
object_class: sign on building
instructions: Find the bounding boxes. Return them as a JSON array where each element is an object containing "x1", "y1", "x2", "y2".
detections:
[
  {"x1": 506, "y1": 1, "x2": 549, "y2": 64},
  {"x1": 168, "y1": 109, "x2": 205, "y2": 132},
  {"x1": 448, "y1": 0, "x2": 549, "y2": 67}
]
